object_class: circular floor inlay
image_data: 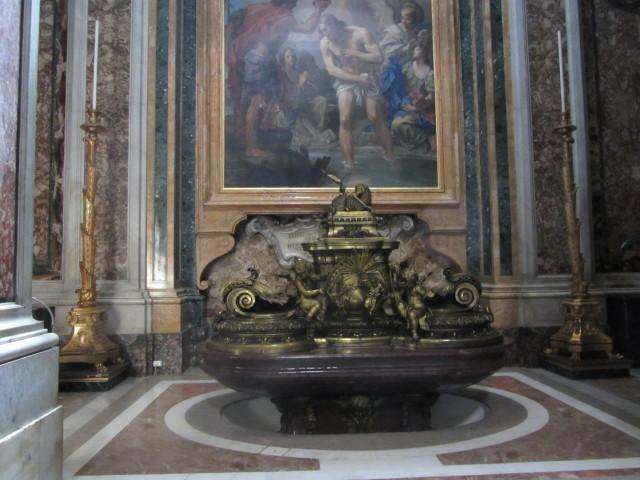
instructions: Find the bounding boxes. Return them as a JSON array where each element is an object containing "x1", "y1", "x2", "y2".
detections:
[{"x1": 164, "y1": 385, "x2": 549, "y2": 460}]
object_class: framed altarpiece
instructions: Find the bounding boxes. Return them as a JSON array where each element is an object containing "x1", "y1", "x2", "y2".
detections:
[{"x1": 196, "y1": 0, "x2": 464, "y2": 285}]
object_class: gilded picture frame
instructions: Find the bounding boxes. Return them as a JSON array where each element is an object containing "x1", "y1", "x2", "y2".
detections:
[{"x1": 196, "y1": 0, "x2": 463, "y2": 282}]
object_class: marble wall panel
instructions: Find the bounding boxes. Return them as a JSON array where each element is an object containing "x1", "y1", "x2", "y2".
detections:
[
  {"x1": 0, "y1": 348, "x2": 59, "y2": 439},
  {"x1": 499, "y1": 326, "x2": 557, "y2": 367},
  {"x1": 181, "y1": 299, "x2": 208, "y2": 368},
  {"x1": 460, "y1": 0, "x2": 512, "y2": 278},
  {"x1": 117, "y1": 333, "x2": 187, "y2": 375},
  {"x1": 60, "y1": 333, "x2": 187, "y2": 375},
  {"x1": 526, "y1": 0, "x2": 570, "y2": 275},
  {"x1": 489, "y1": 0, "x2": 513, "y2": 277},
  {"x1": 150, "y1": 333, "x2": 184, "y2": 374},
  {"x1": 584, "y1": 0, "x2": 640, "y2": 273},
  {"x1": 0, "y1": 0, "x2": 22, "y2": 301},
  {"x1": 178, "y1": 0, "x2": 198, "y2": 289},
  {"x1": 33, "y1": 0, "x2": 66, "y2": 280},
  {"x1": 88, "y1": 0, "x2": 130, "y2": 280},
  {"x1": 0, "y1": 406, "x2": 62, "y2": 480},
  {"x1": 152, "y1": 0, "x2": 169, "y2": 283},
  {"x1": 111, "y1": 334, "x2": 150, "y2": 376},
  {"x1": 460, "y1": 0, "x2": 481, "y2": 277}
]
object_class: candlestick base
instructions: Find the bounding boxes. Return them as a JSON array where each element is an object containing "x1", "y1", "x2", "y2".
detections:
[
  {"x1": 540, "y1": 353, "x2": 632, "y2": 380},
  {"x1": 59, "y1": 306, "x2": 129, "y2": 390},
  {"x1": 549, "y1": 297, "x2": 611, "y2": 357},
  {"x1": 59, "y1": 361, "x2": 128, "y2": 392},
  {"x1": 540, "y1": 297, "x2": 631, "y2": 379}
]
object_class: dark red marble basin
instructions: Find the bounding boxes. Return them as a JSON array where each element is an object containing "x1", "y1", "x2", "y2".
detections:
[{"x1": 199, "y1": 341, "x2": 504, "y2": 397}]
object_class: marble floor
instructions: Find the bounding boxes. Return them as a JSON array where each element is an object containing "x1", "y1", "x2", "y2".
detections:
[{"x1": 59, "y1": 367, "x2": 640, "y2": 480}]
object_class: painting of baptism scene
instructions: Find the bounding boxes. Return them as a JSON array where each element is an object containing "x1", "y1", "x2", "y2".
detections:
[{"x1": 223, "y1": 0, "x2": 438, "y2": 189}]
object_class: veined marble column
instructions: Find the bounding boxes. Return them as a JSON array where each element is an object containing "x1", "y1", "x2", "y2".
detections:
[
  {"x1": 146, "y1": 0, "x2": 203, "y2": 373},
  {"x1": 0, "y1": 0, "x2": 62, "y2": 477}
]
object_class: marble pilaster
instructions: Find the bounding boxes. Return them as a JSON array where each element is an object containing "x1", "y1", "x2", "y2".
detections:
[
  {"x1": 1, "y1": 1, "x2": 63, "y2": 478},
  {"x1": 0, "y1": 348, "x2": 59, "y2": 438},
  {"x1": 0, "y1": 0, "x2": 22, "y2": 302},
  {"x1": 0, "y1": 406, "x2": 62, "y2": 480},
  {"x1": 146, "y1": 0, "x2": 204, "y2": 371}
]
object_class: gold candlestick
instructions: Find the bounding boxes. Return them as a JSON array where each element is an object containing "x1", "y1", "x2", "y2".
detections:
[
  {"x1": 542, "y1": 111, "x2": 630, "y2": 378},
  {"x1": 59, "y1": 108, "x2": 128, "y2": 389}
]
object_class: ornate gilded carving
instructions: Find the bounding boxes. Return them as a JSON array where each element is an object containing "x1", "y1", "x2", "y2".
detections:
[
  {"x1": 59, "y1": 109, "x2": 128, "y2": 387},
  {"x1": 326, "y1": 252, "x2": 386, "y2": 317},
  {"x1": 207, "y1": 181, "x2": 498, "y2": 354},
  {"x1": 221, "y1": 267, "x2": 292, "y2": 317},
  {"x1": 279, "y1": 259, "x2": 326, "y2": 323},
  {"x1": 543, "y1": 112, "x2": 621, "y2": 367},
  {"x1": 392, "y1": 265, "x2": 432, "y2": 340}
]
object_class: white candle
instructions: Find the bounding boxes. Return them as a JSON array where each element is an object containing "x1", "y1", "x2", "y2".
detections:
[
  {"x1": 557, "y1": 29, "x2": 565, "y2": 113},
  {"x1": 92, "y1": 19, "x2": 100, "y2": 109}
]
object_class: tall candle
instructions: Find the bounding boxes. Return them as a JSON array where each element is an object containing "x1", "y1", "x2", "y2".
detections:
[
  {"x1": 557, "y1": 29, "x2": 565, "y2": 113},
  {"x1": 92, "y1": 19, "x2": 100, "y2": 109}
]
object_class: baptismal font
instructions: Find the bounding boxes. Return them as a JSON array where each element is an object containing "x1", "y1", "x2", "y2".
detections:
[{"x1": 200, "y1": 182, "x2": 503, "y2": 434}]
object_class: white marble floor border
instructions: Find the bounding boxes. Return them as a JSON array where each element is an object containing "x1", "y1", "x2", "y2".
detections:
[
  {"x1": 63, "y1": 380, "x2": 218, "y2": 479},
  {"x1": 164, "y1": 385, "x2": 548, "y2": 460},
  {"x1": 69, "y1": 457, "x2": 640, "y2": 480},
  {"x1": 530, "y1": 368, "x2": 640, "y2": 420},
  {"x1": 493, "y1": 372, "x2": 640, "y2": 440},
  {"x1": 63, "y1": 377, "x2": 144, "y2": 440},
  {"x1": 64, "y1": 373, "x2": 640, "y2": 480}
]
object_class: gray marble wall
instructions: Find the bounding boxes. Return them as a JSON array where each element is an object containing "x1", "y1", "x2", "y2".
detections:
[
  {"x1": 33, "y1": 0, "x2": 132, "y2": 281},
  {"x1": 526, "y1": 0, "x2": 570, "y2": 275},
  {"x1": 88, "y1": 0, "x2": 131, "y2": 281},
  {"x1": 0, "y1": 0, "x2": 22, "y2": 301},
  {"x1": 33, "y1": 0, "x2": 66, "y2": 280},
  {"x1": 583, "y1": 0, "x2": 640, "y2": 273},
  {"x1": 527, "y1": 1, "x2": 640, "y2": 276}
]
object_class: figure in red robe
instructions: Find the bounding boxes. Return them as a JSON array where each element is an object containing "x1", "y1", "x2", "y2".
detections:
[{"x1": 226, "y1": 0, "x2": 330, "y2": 157}]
